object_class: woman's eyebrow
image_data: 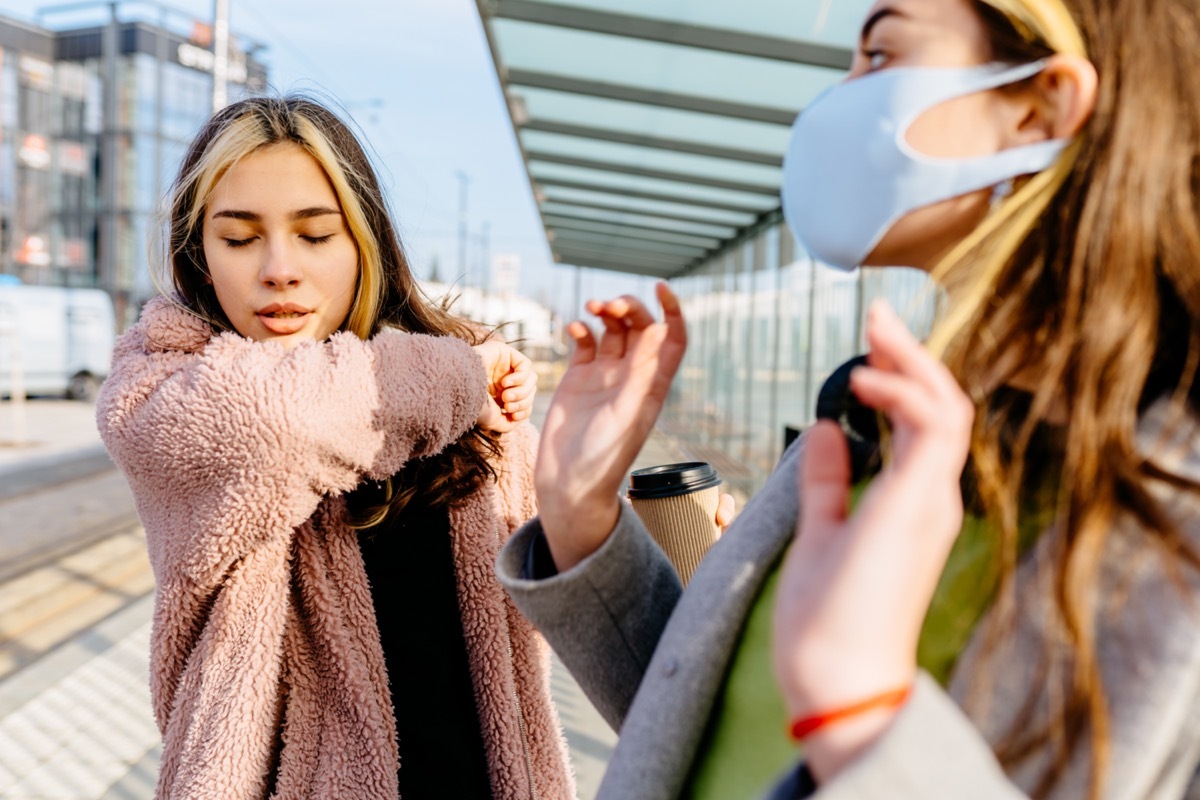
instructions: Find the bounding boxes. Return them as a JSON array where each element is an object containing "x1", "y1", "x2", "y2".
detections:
[
  {"x1": 292, "y1": 207, "x2": 342, "y2": 220},
  {"x1": 211, "y1": 209, "x2": 258, "y2": 221},
  {"x1": 860, "y1": 7, "x2": 905, "y2": 44},
  {"x1": 209, "y1": 207, "x2": 341, "y2": 221}
]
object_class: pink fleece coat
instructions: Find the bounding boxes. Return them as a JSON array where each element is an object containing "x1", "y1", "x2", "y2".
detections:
[{"x1": 96, "y1": 296, "x2": 574, "y2": 800}]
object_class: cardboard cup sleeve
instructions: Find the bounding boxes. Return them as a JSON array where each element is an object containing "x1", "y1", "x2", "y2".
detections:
[{"x1": 627, "y1": 462, "x2": 722, "y2": 586}]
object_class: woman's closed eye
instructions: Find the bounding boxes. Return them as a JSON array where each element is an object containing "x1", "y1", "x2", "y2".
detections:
[
  {"x1": 221, "y1": 233, "x2": 334, "y2": 247},
  {"x1": 861, "y1": 49, "x2": 889, "y2": 71}
]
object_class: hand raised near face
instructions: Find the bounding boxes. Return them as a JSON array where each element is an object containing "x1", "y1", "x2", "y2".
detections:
[
  {"x1": 474, "y1": 340, "x2": 537, "y2": 434},
  {"x1": 536, "y1": 282, "x2": 688, "y2": 571},
  {"x1": 772, "y1": 301, "x2": 974, "y2": 781}
]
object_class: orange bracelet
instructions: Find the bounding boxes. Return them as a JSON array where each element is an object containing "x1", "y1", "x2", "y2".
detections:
[{"x1": 788, "y1": 685, "x2": 913, "y2": 741}]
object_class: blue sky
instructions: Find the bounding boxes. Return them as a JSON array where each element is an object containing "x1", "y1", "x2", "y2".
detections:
[
  {"x1": 5, "y1": 0, "x2": 873, "y2": 318},
  {"x1": 3, "y1": 0, "x2": 656, "y2": 317}
]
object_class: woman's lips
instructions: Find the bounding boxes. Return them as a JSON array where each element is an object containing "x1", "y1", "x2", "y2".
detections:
[{"x1": 257, "y1": 311, "x2": 310, "y2": 335}]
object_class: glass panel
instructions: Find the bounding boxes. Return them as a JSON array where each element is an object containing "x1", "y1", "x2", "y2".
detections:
[
  {"x1": 810, "y1": 266, "x2": 861, "y2": 402},
  {"x1": 516, "y1": 88, "x2": 793, "y2": 155},
  {"x1": 672, "y1": 267, "x2": 702, "y2": 438},
  {"x1": 134, "y1": 134, "x2": 158, "y2": 214},
  {"x1": 861, "y1": 266, "x2": 939, "y2": 342},
  {"x1": 494, "y1": 19, "x2": 845, "y2": 112},
  {"x1": 161, "y1": 62, "x2": 211, "y2": 142},
  {"x1": 541, "y1": 202, "x2": 735, "y2": 239},
  {"x1": 531, "y1": 162, "x2": 778, "y2": 210},
  {"x1": 517, "y1": 0, "x2": 876, "y2": 48},
  {"x1": 541, "y1": 215, "x2": 723, "y2": 248},
  {"x1": 750, "y1": 229, "x2": 781, "y2": 471},
  {"x1": 552, "y1": 228, "x2": 708, "y2": 257},
  {"x1": 520, "y1": 129, "x2": 782, "y2": 187},
  {"x1": 731, "y1": 242, "x2": 751, "y2": 471},
  {"x1": 775, "y1": 225, "x2": 810, "y2": 434},
  {"x1": 135, "y1": 54, "x2": 158, "y2": 134},
  {"x1": 0, "y1": 55, "x2": 18, "y2": 130},
  {"x1": 541, "y1": 186, "x2": 757, "y2": 227}
]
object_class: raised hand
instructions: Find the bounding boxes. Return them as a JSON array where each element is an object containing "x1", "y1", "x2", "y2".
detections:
[
  {"x1": 536, "y1": 282, "x2": 688, "y2": 571},
  {"x1": 772, "y1": 301, "x2": 974, "y2": 781},
  {"x1": 474, "y1": 340, "x2": 537, "y2": 433}
]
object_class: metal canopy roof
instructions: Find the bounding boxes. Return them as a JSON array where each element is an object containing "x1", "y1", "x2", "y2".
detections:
[{"x1": 476, "y1": 0, "x2": 873, "y2": 278}]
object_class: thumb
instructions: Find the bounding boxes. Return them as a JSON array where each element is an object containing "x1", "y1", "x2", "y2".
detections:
[{"x1": 798, "y1": 420, "x2": 852, "y2": 539}]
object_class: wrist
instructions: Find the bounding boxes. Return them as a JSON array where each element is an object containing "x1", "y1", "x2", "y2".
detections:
[
  {"x1": 537, "y1": 492, "x2": 621, "y2": 572},
  {"x1": 778, "y1": 635, "x2": 917, "y2": 716},
  {"x1": 780, "y1": 664, "x2": 914, "y2": 784},
  {"x1": 801, "y1": 703, "x2": 905, "y2": 783}
]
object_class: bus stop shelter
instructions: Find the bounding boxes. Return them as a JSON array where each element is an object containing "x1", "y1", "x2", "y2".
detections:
[{"x1": 474, "y1": 0, "x2": 864, "y2": 279}]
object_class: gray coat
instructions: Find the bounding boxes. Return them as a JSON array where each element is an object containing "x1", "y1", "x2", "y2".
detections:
[{"x1": 496, "y1": 401, "x2": 1200, "y2": 799}]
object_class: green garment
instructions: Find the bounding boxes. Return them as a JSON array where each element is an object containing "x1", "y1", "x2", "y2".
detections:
[{"x1": 683, "y1": 484, "x2": 1044, "y2": 799}]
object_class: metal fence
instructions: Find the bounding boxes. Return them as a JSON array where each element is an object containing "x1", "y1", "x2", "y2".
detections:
[{"x1": 665, "y1": 224, "x2": 937, "y2": 497}]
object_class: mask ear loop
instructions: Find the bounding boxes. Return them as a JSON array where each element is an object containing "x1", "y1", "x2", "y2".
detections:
[{"x1": 989, "y1": 177, "x2": 1016, "y2": 212}]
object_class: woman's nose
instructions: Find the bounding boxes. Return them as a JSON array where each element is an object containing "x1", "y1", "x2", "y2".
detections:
[{"x1": 259, "y1": 242, "x2": 302, "y2": 287}]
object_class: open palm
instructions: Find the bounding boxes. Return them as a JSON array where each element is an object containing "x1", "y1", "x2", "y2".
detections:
[{"x1": 535, "y1": 282, "x2": 687, "y2": 570}]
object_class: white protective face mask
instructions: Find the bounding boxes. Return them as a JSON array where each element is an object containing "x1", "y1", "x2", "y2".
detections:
[{"x1": 780, "y1": 60, "x2": 1069, "y2": 271}]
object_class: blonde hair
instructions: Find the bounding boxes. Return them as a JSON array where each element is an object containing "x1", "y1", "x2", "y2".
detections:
[
  {"x1": 924, "y1": 2, "x2": 1200, "y2": 797},
  {"x1": 168, "y1": 100, "x2": 383, "y2": 338},
  {"x1": 926, "y1": 0, "x2": 1085, "y2": 357},
  {"x1": 166, "y1": 96, "x2": 501, "y2": 521}
]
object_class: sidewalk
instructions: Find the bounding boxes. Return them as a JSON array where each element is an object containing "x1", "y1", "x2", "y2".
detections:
[
  {"x1": 0, "y1": 397, "x2": 106, "y2": 474},
  {"x1": 0, "y1": 391, "x2": 693, "y2": 799}
]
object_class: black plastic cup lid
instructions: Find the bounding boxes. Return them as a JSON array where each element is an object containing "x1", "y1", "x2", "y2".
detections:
[{"x1": 627, "y1": 461, "x2": 721, "y2": 499}]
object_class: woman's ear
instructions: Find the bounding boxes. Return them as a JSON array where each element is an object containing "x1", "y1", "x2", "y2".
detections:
[{"x1": 1007, "y1": 54, "x2": 1098, "y2": 146}]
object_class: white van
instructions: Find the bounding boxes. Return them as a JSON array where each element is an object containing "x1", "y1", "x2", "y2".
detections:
[{"x1": 0, "y1": 282, "x2": 116, "y2": 401}]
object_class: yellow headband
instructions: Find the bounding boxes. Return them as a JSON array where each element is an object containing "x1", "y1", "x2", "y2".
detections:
[{"x1": 982, "y1": 0, "x2": 1088, "y2": 58}]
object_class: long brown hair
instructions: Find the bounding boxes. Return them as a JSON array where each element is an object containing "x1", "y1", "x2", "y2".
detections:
[
  {"x1": 165, "y1": 95, "x2": 500, "y2": 523},
  {"x1": 925, "y1": 1, "x2": 1200, "y2": 796}
]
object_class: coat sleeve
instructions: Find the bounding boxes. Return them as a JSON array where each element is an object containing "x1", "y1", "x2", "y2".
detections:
[
  {"x1": 763, "y1": 674, "x2": 1027, "y2": 800},
  {"x1": 493, "y1": 421, "x2": 540, "y2": 539},
  {"x1": 97, "y1": 307, "x2": 487, "y2": 584},
  {"x1": 496, "y1": 500, "x2": 683, "y2": 730}
]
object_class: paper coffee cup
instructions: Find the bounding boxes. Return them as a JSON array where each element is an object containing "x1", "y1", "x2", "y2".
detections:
[{"x1": 627, "y1": 462, "x2": 722, "y2": 586}]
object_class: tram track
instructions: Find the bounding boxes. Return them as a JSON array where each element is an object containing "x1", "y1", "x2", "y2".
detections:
[{"x1": 0, "y1": 453, "x2": 152, "y2": 682}]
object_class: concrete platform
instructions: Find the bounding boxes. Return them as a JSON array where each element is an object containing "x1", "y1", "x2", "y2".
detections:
[{"x1": 0, "y1": 389, "x2": 697, "y2": 799}]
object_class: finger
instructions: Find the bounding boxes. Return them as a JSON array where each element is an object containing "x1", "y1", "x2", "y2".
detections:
[
  {"x1": 655, "y1": 282, "x2": 687, "y2": 349},
  {"x1": 478, "y1": 399, "x2": 512, "y2": 433},
  {"x1": 849, "y1": 362, "x2": 960, "y2": 438},
  {"x1": 865, "y1": 302, "x2": 953, "y2": 396},
  {"x1": 506, "y1": 347, "x2": 533, "y2": 375},
  {"x1": 502, "y1": 373, "x2": 532, "y2": 393},
  {"x1": 567, "y1": 321, "x2": 597, "y2": 366},
  {"x1": 501, "y1": 382, "x2": 536, "y2": 404},
  {"x1": 798, "y1": 420, "x2": 852, "y2": 536},
  {"x1": 864, "y1": 301, "x2": 900, "y2": 374},
  {"x1": 715, "y1": 493, "x2": 736, "y2": 533},
  {"x1": 501, "y1": 366, "x2": 535, "y2": 390},
  {"x1": 504, "y1": 395, "x2": 535, "y2": 415},
  {"x1": 850, "y1": 367, "x2": 972, "y2": 469},
  {"x1": 604, "y1": 295, "x2": 656, "y2": 329},
  {"x1": 849, "y1": 367, "x2": 940, "y2": 431},
  {"x1": 594, "y1": 309, "x2": 629, "y2": 360}
]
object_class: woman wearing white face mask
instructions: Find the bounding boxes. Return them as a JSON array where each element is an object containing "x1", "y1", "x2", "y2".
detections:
[{"x1": 496, "y1": 0, "x2": 1200, "y2": 798}]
